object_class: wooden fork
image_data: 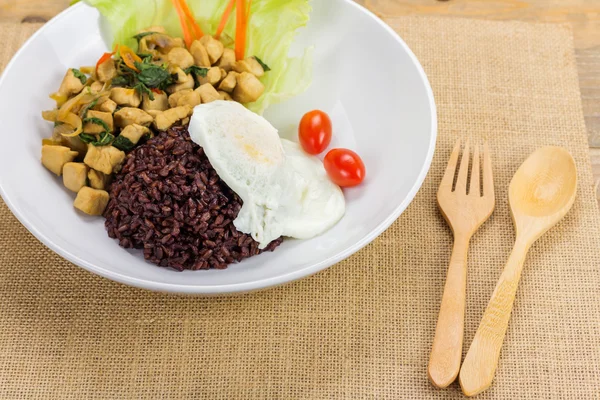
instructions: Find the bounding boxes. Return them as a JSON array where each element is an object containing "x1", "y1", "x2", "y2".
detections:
[{"x1": 428, "y1": 140, "x2": 495, "y2": 389}]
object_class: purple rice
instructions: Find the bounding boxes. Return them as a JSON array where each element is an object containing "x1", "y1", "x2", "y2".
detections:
[{"x1": 104, "y1": 125, "x2": 282, "y2": 271}]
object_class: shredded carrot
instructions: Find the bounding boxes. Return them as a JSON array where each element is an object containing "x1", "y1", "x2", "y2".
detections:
[
  {"x1": 216, "y1": 0, "x2": 236, "y2": 39},
  {"x1": 178, "y1": 0, "x2": 204, "y2": 40},
  {"x1": 235, "y1": 0, "x2": 247, "y2": 60},
  {"x1": 172, "y1": 0, "x2": 194, "y2": 48}
]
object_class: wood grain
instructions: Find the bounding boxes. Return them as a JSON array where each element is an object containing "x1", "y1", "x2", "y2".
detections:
[{"x1": 1, "y1": 0, "x2": 599, "y2": 200}]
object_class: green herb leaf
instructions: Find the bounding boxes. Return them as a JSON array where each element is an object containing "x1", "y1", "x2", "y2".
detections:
[
  {"x1": 133, "y1": 31, "x2": 159, "y2": 43},
  {"x1": 80, "y1": 131, "x2": 114, "y2": 147},
  {"x1": 253, "y1": 56, "x2": 271, "y2": 72},
  {"x1": 113, "y1": 135, "x2": 136, "y2": 152},
  {"x1": 132, "y1": 82, "x2": 155, "y2": 101},
  {"x1": 111, "y1": 75, "x2": 131, "y2": 87},
  {"x1": 136, "y1": 63, "x2": 172, "y2": 87},
  {"x1": 184, "y1": 66, "x2": 209, "y2": 78},
  {"x1": 71, "y1": 68, "x2": 88, "y2": 84},
  {"x1": 83, "y1": 117, "x2": 110, "y2": 134}
]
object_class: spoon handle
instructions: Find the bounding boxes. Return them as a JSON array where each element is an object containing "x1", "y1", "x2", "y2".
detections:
[
  {"x1": 459, "y1": 240, "x2": 529, "y2": 397},
  {"x1": 428, "y1": 235, "x2": 470, "y2": 388}
]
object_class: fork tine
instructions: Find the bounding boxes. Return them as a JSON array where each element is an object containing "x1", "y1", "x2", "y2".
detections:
[
  {"x1": 455, "y1": 140, "x2": 470, "y2": 193},
  {"x1": 483, "y1": 142, "x2": 494, "y2": 197},
  {"x1": 440, "y1": 139, "x2": 461, "y2": 190},
  {"x1": 469, "y1": 144, "x2": 481, "y2": 196}
]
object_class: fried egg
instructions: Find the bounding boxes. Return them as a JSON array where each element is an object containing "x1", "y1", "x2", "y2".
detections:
[{"x1": 189, "y1": 101, "x2": 345, "y2": 248}]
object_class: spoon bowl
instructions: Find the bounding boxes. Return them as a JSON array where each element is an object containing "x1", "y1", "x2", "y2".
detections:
[{"x1": 509, "y1": 147, "x2": 577, "y2": 241}]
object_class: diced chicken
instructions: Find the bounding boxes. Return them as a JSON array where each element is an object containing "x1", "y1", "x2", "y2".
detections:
[
  {"x1": 58, "y1": 69, "x2": 85, "y2": 97},
  {"x1": 114, "y1": 108, "x2": 153, "y2": 128},
  {"x1": 190, "y1": 40, "x2": 211, "y2": 67},
  {"x1": 217, "y1": 48, "x2": 236, "y2": 72},
  {"x1": 74, "y1": 187, "x2": 109, "y2": 216},
  {"x1": 154, "y1": 106, "x2": 193, "y2": 131},
  {"x1": 83, "y1": 110, "x2": 114, "y2": 133},
  {"x1": 96, "y1": 98, "x2": 117, "y2": 114},
  {"x1": 232, "y1": 72, "x2": 265, "y2": 103},
  {"x1": 120, "y1": 124, "x2": 150, "y2": 145},
  {"x1": 146, "y1": 110, "x2": 162, "y2": 120},
  {"x1": 41, "y1": 145, "x2": 78, "y2": 176},
  {"x1": 220, "y1": 68, "x2": 227, "y2": 80},
  {"x1": 196, "y1": 83, "x2": 221, "y2": 104},
  {"x1": 84, "y1": 145, "x2": 126, "y2": 175},
  {"x1": 142, "y1": 91, "x2": 169, "y2": 112},
  {"x1": 167, "y1": 47, "x2": 194, "y2": 69},
  {"x1": 96, "y1": 59, "x2": 117, "y2": 82},
  {"x1": 168, "y1": 89, "x2": 193, "y2": 108},
  {"x1": 218, "y1": 91, "x2": 233, "y2": 101},
  {"x1": 88, "y1": 169, "x2": 111, "y2": 190},
  {"x1": 167, "y1": 67, "x2": 195, "y2": 94},
  {"x1": 110, "y1": 87, "x2": 142, "y2": 107},
  {"x1": 177, "y1": 90, "x2": 202, "y2": 108},
  {"x1": 233, "y1": 57, "x2": 265, "y2": 77},
  {"x1": 63, "y1": 162, "x2": 89, "y2": 193},
  {"x1": 90, "y1": 81, "x2": 104, "y2": 93},
  {"x1": 218, "y1": 71, "x2": 238, "y2": 93},
  {"x1": 198, "y1": 67, "x2": 222, "y2": 86},
  {"x1": 199, "y1": 35, "x2": 224, "y2": 64}
]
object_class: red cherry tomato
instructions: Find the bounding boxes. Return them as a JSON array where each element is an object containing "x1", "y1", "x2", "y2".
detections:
[
  {"x1": 299, "y1": 110, "x2": 332, "y2": 155},
  {"x1": 323, "y1": 149, "x2": 366, "y2": 187}
]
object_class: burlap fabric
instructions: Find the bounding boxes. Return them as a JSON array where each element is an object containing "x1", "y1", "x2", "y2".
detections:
[{"x1": 0, "y1": 16, "x2": 599, "y2": 399}]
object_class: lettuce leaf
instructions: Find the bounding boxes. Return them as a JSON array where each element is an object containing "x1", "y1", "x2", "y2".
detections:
[{"x1": 80, "y1": 0, "x2": 312, "y2": 114}]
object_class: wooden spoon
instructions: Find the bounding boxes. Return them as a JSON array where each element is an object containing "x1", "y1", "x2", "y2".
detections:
[{"x1": 459, "y1": 146, "x2": 577, "y2": 397}]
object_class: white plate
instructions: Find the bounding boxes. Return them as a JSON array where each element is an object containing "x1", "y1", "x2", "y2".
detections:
[{"x1": 0, "y1": 0, "x2": 436, "y2": 294}]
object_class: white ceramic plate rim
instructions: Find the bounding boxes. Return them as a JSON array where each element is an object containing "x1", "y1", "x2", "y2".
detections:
[{"x1": 0, "y1": 1, "x2": 437, "y2": 294}]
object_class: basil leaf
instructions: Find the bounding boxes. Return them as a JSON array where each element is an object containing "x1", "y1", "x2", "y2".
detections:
[
  {"x1": 133, "y1": 31, "x2": 159, "y2": 43},
  {"x1": 111, "y1": 75, "x2": 131, "y2": 87},
  {"x1": 79, "y1": 133, "x2": 97, "y2": 144},
  {"x1": 184, "y1": 66, "x2": 209, "y2": 78},
  {"x1": 253, "y1": 56, "x2": 271, "y2": 72},
  {"x1": 137, "y1": 64, "x2": 172, "y2": 88},
  {"x1": 80, "y1": 131, "x2": 114, "y2": 147},
  {"x1": 113, "y1": 135, "x2": 135, "y2": 152},
  {"x1": 133, "y1": 82, "x2": 155, "y2": 101},
  {"x1": 71, "y1": 68, "x2": 88, "y2": 84},
  {"x1": 83, "y1": 117, "x2": 110, "y2": 133}
]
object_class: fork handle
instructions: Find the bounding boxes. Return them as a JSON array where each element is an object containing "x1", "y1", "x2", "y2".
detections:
[
  {"x1": 459, "y1": 240, "x2": 529, "y2": 397},
  {"x1": 428, "y1": 234, "x2": 470, "y2": 388}
]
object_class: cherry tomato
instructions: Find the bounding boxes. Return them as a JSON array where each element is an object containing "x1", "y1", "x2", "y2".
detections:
[
  {"x1": 323, "y1": 149, "x2": 366, "y2": 187},
  {"x1": 299, "y1": 110, "x2": 332, "y2": 155}
]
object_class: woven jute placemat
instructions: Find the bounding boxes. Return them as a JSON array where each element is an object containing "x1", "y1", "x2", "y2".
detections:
[{"x1": 0, "y1": 16, "x2": 599, "y2": 399}]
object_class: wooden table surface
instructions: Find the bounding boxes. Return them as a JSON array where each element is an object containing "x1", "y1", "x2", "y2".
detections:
[{"x1": 1, "y1": 0, "x2": 599, "y2": 200}]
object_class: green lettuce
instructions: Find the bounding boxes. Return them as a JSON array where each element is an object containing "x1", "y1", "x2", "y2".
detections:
[{"x1": 78, "y1": 0, "x2": 312, "y2": 114}]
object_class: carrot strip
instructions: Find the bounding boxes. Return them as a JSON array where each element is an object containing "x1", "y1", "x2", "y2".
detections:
[
  {"x1": 179, "y1": 0, "x2": 204, "y2": 40},
  {"x1": 216, "y1": 0, "x2": 236, "y2": 39},
  {"x1": 235, "y1": 0, "x2": 247, "y2": 60},
  {"x1": 172, "y1": 0, "x2": 194, "y2": 48}
]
